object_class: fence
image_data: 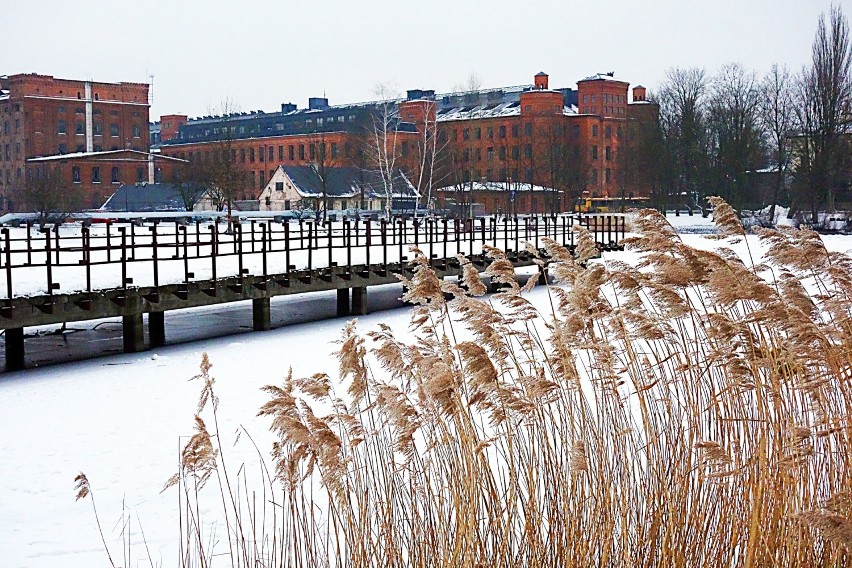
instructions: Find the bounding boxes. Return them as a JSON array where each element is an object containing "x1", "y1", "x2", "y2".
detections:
[{"x1": 0, "y1": 214, "x2": 626, "y2": 300}]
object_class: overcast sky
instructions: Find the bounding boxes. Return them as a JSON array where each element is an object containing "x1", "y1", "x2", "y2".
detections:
[{"x1": 3, "y1": 0, "x2": 847, "y2": 119}]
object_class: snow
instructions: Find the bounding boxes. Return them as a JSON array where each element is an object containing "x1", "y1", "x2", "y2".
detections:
[{"x1": 2, "y1": 225, "x2": 852, "y2": 567}]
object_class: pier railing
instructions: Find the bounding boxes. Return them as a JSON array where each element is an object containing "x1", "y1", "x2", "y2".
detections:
[{"x1": 0, "y1": 214, "x2": 626, "y2": 300}]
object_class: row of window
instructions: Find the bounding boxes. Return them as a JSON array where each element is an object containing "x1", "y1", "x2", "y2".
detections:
[
  {"x1": 455, "y1": 166, "x2": 618, "y2": 185},
  {"x1": 71, "y1": 166, "x2": 147, "y2": 184},
  {"x1": 56, "y1": 121, "x2": 142, "y2": 138},
  {"x1": 582, "y1": 93, "x2": 627, "y2": 104},
  {"x1": 0, "y1": 168, "x2": 22, "y2": 185},
  {"x1": 2, "y1": 143, "x2": 21, "y2": 161},
  {"x1": 177, "y1": 141, "x2": 343, "y2": 165}
]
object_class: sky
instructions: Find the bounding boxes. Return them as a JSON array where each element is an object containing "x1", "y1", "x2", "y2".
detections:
[{"x1": 2, "y1": 0, "x2": 848, "y2": 120}]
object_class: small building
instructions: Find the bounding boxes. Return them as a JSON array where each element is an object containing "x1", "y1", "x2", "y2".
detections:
[
  {"x1": 27, "y1": 150, "x2": 188, "y2": 210},
  {"x1": 258, "y1": 165, "x2": 418, "y2": 213},
  {"x1": 435, "y1": 180, "x2": 562, "y2": 215},
  {"x1": 101, "y1": 182, "x2": 213, "y2": 212}
]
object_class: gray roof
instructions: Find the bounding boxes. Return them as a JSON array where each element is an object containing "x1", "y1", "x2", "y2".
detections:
[
  {"x1": 101, "y1": 182, "x2": 208, "y2": 212},
  {"x1": 281, "y1": 166, "x2": 418, "y2": 199}
]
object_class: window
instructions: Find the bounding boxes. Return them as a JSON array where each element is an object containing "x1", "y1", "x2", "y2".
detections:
[
  {"x1": 605, "y1": 125, "x2": 612, "y2": 139},
  {"x1": 93, "y1": 108, "x2": 101, "y2": 115},
  {"x1": 524, "y1": 122, "x2": 532, "y2": 136},
  {"x1": 475, "y1": 148, "x2": 481, "y2": 161},
  {"x1": 250, "y1": 171, "x2": 256, "y2": 189},
  {"x1": 268, "y1": 146, "x2": 273, "y2": 161},
  {"x1": 524, "y1": 144, "x2": 532, "y2": 158},
  {"x1": 275, "y1": 181, "x2": 284, "y2": 191},
  {"x1": 58, "y1": 120, "x2": 67, "y2": 134},
  {"x1": 93, "y1": 122, "x2": 103, "y2": 135},
  {"x1": 511, "y1": 125, "x2": 519, "y2": 137},
  {"x1": 75, "y1": 122, "x2": 84, "y2": 135},
  {"x1": 309, "y1": 144, "x2": 315, "y2": 160},
  {"x1": 592, "y1": 125, "x2": 598, "y2": 137},
  {"x1": 110, "y1": 124, "x2": 119, "y2": 137},
  {"x1": 499, "y1": 125, "x2": 506, "y2": 138},
  {"x1": 605, "y1": 168, "x2": 611, "y2": 183},
  {"x1": 583, "y1": 94, "x2": 589, "y2": 103},
  {"x1": 240, "y1": 148, "x2": 246, "y2": 163},
  {"x1": 487, "y1": 147, "x2": 494, "y2": 161},
  {"x1": 72, "y1": 166, "x2": 81, "y2": 183},
  {"x1": 289, "y1": 145, "x2": 295, "y2": 160},
  {"x1": 452, "y1": 129, "x2": 458, "y2": 141},
  {"x1": 475, "y1": 127, "x2": 481, "y2": 140},
  {"x1": 76, "y1": 144, "x2": 84, "y2": 153},
  {"x1": 499, "y1": 146, "x2": 506, "y2": 160},
  {"x1": 132, "y1": 125, "x2": 141, "y2": 138},
  {"x1": 299, "y1": 145, "x2": 305, "y2": 160},
  {"x1": 260, "y1": 170, "x2": 266, "y2": 187},
  {"x1": 592, "y1": 146, "x2": 598, "y2": 160},
  {"x1": 591, "y1": 169, "x2": 598, "y2": 184},
  {"x1": 91, "y1": 167, "x2": 101, "y2": 183},
  {"x1": 57, "y1": 106, "x2": 66, "y2": 113},
  {"x1": 487, "y1": 126, "x2": 494, "y2": 139},
  {"x1": 331, "y1": 142, "x2": 338, "y2": 158},
  {"x1": 605, "y1": 146, "x2": 612, "y2": 161},
  {"x1": 93, "y1": 144, "x2": 103, "y2": 152},
  {"x1": 249, "y1": 147, "x2": 255, "y2": 162},
  {"x1": 511, "y1": 146, "x2": 519, "y2": 160},
  {"x1": 259, "y1": 146, "x2": 265, "y2": 162},
  {"x1": 278, "y1": 145, "x2": 284, "y2": 160},
  {"x1": 463, "y1": 128, "x2": 470, "y2": 140},
  {"x1": 111, "y1": 167, "x2": 120, "y2": 183},
  {"x1": 58, "y1": 143, "x2": 67, "y2": 154}
]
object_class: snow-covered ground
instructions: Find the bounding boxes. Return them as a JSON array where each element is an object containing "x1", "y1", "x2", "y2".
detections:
[{"x1": 2, "y1": 222, "x2": 851, "y2": 568}]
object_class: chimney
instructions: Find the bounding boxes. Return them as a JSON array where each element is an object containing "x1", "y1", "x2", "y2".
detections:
[
  {"x1": 534, "y1": 72, "x2": 549, "y2": 90},
  {"x1": 633, "y1": 85, "x2": 646, "y2": 102},
  {"x1": 308, "y1": 97, "x2": 329, "y2": 110}
]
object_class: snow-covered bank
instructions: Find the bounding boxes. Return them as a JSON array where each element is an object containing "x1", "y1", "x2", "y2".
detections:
[{"x1": 2, "y1": 230, "x2": 852, "y2": 567}]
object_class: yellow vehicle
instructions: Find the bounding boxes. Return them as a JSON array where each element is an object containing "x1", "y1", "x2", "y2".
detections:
[{"x1": 575, "y1": 196, "x2": 650, "y2": 213}]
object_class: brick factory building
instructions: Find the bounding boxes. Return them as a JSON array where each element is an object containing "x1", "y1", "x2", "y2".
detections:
[
  {"x1": 153, "y1": 71, "x2": 657, "y2": 215},
  {"x1": 0, "y1": 73, "x2": 182, "y2": 211}
]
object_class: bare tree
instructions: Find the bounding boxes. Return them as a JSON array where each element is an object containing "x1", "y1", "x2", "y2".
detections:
[
  {"x1": 369, "y1": 85, "x2": 401, "y2": 216},
  {"x1": 658, "y1": 67, "x2": 710, "y2": 210},
  {"x1": 307, "y1": 129, "x2": 341, "y2": 220},
  {"x1": 706, "y1": 63, "x2": 765, "y2": 209},
  {"x1": 203, "y1": 98, "x2": 241, "y2": 221},
  {"x1": 409, "y1": 99, "x2": 445, "y2": 215},
  {"x1": 760, "y1": 64, "x2": 796, "y2": 220},
  {"x1": 24, "y1": 164, "x2": 83, "y2": 225},
  {"x1": 795, "y1": 5, "x2": 852, "y2": 217}
]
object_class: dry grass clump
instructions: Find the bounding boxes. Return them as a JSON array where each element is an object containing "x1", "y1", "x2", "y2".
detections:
[{"x1": 153, "y1": 198, "x2": 852, "y2": 566}]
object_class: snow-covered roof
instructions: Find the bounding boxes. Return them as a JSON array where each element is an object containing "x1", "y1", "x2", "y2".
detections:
[
  {"x1": 436, "y1": 102, "x2": 578, "y2": 123},
  {"x1": 436, "y1": 181, "x2": 562, "y2": 193},
  {"x1": 27, "y1": 149, "x2": 188, "y2": 163},
  {"x1": 580, "y1": 73, "x2": 629, "y2": 84}
]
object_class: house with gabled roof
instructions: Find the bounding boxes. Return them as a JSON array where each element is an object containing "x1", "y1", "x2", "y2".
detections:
[{"x1": 258, "y1": 165, "x2": 418, "y2": 212}]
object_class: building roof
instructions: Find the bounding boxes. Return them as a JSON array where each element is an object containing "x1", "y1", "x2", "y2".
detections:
[
  {"x1": 436, "y1": 181, "x2": 562, "y2": 193},
  {"x1": 579, "y1": 73, "x2": 629, "y2": 84},
  {"x1": 27, "y1": 149, "x2": 188, "y2": 163},
  {"x1": 436, "y1": 101, "x2": 578, "y2": 123},
  {"x1": 279, "y1": 165, "x2": 418, "y2": 199},
  {"x1": 101, "y1": 182, "x2": 208, "y2": 212}
]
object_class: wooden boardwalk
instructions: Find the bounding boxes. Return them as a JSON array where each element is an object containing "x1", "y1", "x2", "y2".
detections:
[{"x1": 0, "y1": 214, "x2": 625, "y2": 370}]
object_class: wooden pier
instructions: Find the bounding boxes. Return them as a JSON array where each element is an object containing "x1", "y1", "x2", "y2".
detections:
[{"x1": 0, "y1": 214, "x2": 626, "y2": 370}]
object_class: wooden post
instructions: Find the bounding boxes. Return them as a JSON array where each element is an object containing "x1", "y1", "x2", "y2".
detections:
[
  {"x1": 5, "y1": 327, "x2": 24, "y2": 371},
  {"x1": 149, "y1": 311, "x2": 165, "y2": 348},
  {"x1": 122, "y1": 313, "x2": 145, "y2": 353},
  {"x1": 253, "y1": 297, "x2": 271, "y2": 331},
  {"x1": 337, "y1": 288, "x2": 350, "y2": 316},
  {"x1": 352, "y1": 286, "x2": 368, "y2": 315}
]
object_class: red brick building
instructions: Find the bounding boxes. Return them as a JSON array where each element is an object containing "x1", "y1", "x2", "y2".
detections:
[
  {"x1": 428, "y1": 73, "x2": 657, "y2": 214},
  {"x1": 0, "y1": 73, "x2": 167, "y2": 210},
  {"x1": 152, "y1": 71, "x2": 658, "y2": 215}
]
